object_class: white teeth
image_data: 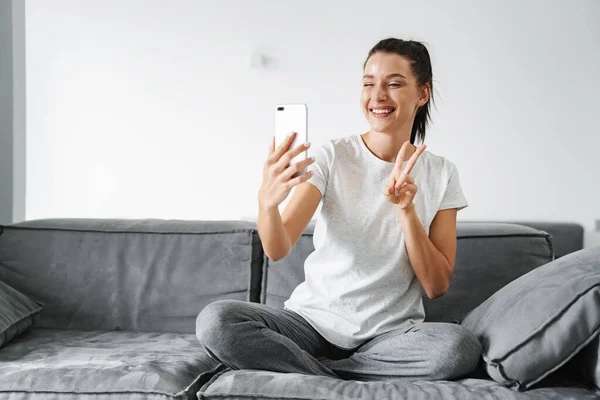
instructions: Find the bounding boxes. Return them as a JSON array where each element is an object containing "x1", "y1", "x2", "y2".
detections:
[{"x1": 372, "y1": 109, "x2": 393, "y2": 114}]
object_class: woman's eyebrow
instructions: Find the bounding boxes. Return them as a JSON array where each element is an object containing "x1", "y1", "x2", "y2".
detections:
[{"x1": 362, "y1": 73, "x2": 407, "y2": 80}]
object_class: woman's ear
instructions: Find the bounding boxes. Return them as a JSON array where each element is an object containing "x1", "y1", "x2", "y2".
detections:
[{"x1": 418, "y1": 83, "x2": 431, "y2": 107}]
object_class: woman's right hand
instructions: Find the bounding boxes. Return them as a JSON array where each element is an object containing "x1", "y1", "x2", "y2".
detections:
[{"x1": 259, "y1": 132, "x2": 314, "y2": 211}]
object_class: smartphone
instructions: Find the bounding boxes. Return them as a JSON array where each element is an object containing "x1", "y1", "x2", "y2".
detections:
[{"x1": 275, "y1": 104, "x2": 308, "y2": 177}]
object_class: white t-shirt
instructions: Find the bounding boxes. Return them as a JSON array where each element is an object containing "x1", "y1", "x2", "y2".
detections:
[{"x1": 283, "y1": 134, "x2": 468, "y2": 349}]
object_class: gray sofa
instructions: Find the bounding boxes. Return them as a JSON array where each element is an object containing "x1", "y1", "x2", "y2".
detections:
[{"x1": 0, "y1": 218, "x2": 597, "y2": 399}]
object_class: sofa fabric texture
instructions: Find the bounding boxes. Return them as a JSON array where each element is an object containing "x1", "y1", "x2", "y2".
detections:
[
  {"x1": 197, "y1": 369, "x2": 599, "y2": 400},
  {"x1": 0, "y1": 328, "x2": 221, "y2": 399}
]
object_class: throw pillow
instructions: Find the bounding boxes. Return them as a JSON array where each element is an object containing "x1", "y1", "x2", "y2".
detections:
[
  {"x1": 0, "y1": 280, "x2": 44, "y2": 347},
  {"x1": 576, "y1": 334, "x2": 600, "y2": 390},
  {"x1": 460, "y1": 246, "x2": 600, "y2": 391}
]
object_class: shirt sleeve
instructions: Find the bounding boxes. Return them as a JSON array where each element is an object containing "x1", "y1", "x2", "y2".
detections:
[
  {"x1": 439, "y1": 162, "x2": 468, "y2": 212},
  {"x1": 306, "y1": 141, "x2": 332, "y2": 197}
]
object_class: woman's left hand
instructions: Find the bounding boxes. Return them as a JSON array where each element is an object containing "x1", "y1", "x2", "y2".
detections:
[{"x1": 383, "y1": 142, "x2": 427, "y2": 210}]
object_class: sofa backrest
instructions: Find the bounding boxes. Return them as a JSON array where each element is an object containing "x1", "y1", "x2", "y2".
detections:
[
  {"x1": 495, "y1": 221, "x2": 584, "y2": 259},
  {"x1": 262, "y1": 221, "x2": 555, "y2": 324},
  {"x1": 0, "y1": 219, "x2": 262, "y2": 334},
  {"x1": 0, "y1": 218, "x2": 580, "y2": 333}
]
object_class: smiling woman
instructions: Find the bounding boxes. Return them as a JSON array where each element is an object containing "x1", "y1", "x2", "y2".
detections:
[
  {"x1": 197, "y1": 38, "x2": 481, "y2": 382},
  {"x1": 361, "y1": 39, "x2": 434, "y2": 148}
]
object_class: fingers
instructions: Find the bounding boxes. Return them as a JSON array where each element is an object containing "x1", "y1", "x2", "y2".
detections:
[
  {"x1": 393, "y1": 142, "x2": 427, "y2": 176},
  {"x1": 382, "y1": 185, "x2": 391, "y2": 196},
  {"x1": 268, "y1": 136, "x2": 275, "y2": 156},
  {"x1": 273, "y1": 141, "x2": 311, "y2": 172},
  {"x1": 285, "y1": 170, "x2": 313, "y2": 190},
  {"x1": 387, "y1": 177, "x2": 396, "y2": 194},
  {"x1": 267, "y1": 132, "x2": 296, "y2": 165},
  {"x1": 393, "y1": 173, "x2": 414, "y2": 193},
  {"x1": 387, "y1": 143, "x2": 425, "y2": 196},
  {"x1": 386, "y1": 176, "x2": 415, "y2": 194},
  {"x1": 282, "y1": 156, "x2": 315, "y2": 180},
  {"x1": 403, "y1": 144, "x2": 427, "y2": 175},
  {"x1": 289, "y1": 141, "x2": 311, "y2": 160},
  {"x1": 394, "y1": 183, "x2": 417, "y2": 197},
  {"x1": 385, "y1": 143, "x2": 423, "y2": 204},
  {"x1": 394, "y1": 141, "x2": 412, "y2": 170}
]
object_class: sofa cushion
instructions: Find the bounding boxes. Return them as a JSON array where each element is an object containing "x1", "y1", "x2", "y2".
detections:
[
  {"x1": 262, "y1": 222, "x2": 553, "y2": 325},
  {"x1": 573, "y1": 334, "x2": 600, "y2": 391},
  {"x1": 197, "y1": 369, "x2": 600, "y2": 400},
  {"x1": 0, "y1": 219, "x2": 262, "y2": 333},
  {"x1": 0, "y1": 280, "x2": 43, "y2": 348},
  {"x1": 460, "y1": 246, "x2": 600, "y2": 391},
  {"x1": 585, "y1": 336, "x2": 600, "y2": 391},
  {"x1": 501, "y1": 221, "x2": 584, "y2": 258},
  {"x1": 423, "y1": 223, "x2": 553, "y2": 323},
  {"x1": 0, "y1": 328, "x2": 223, "y2": 399}
]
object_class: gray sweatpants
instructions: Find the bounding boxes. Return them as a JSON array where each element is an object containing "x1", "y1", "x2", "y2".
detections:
[{"x1": 195, "y1": 299, "x2": 482, "y2": 381}]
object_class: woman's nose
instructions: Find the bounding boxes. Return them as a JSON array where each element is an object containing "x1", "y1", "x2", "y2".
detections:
[{"x1": 375, "y1": 86, "x2": 388, "y2": 101}]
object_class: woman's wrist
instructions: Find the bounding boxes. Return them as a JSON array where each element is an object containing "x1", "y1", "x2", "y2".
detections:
[
  {"x1": 396, "y1": 203, "x2": 416, "y2": 218},
  {"x1": 258, "y1": 199, "x2": 280, "y2": 215}
]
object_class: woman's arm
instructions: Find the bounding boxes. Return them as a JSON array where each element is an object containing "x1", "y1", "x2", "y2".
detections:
[
  {"x1": 397, "y1": 206, "x2": 458, "y2": 299},
  {"x1": 258, "y1": 133, "x2": 320, "y2": 261},
  {"x1": 384, "y1": 142, "x2": 460, "y2": 299},
  {"x1": 258, "y1": 182, "x2": 321, "y2": 261}
]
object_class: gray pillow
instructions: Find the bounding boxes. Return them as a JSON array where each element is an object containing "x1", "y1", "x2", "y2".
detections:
[
  {"x1": 460, "y1": 246, "x2": 600, "y2": 391},
  {"x1": 0, "y1": 280, "x2": 44, "y2": 347},
  {"x1": 577, "y1": 335, "x2": 600, "y2": 390}
]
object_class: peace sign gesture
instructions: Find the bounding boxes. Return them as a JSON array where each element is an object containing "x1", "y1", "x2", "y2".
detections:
[{"x1": 383, "y1": 142, "x2": 427, "y2": 210}]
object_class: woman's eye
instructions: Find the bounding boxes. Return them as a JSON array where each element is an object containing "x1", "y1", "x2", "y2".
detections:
[{"x1": 362, "y1": 82, "x2": 403, "y2": 87}]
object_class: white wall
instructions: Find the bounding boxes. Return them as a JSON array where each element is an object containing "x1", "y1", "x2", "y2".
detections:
[
  {"x1": 0, "y1": 0, "x2": 25, "y2": 225},
  {"x1": 12, "y1": 0, "x2": 25, "y2": 224},
  {"x1": 24, "y1": 0, "x2": 600, "y2": 246},
  {"x1": 0, "y1": 0, "x2": 13, "y2": 224}
]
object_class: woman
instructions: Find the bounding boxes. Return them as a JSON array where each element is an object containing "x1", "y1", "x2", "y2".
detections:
[{"x1": 196, "y1": 38, "x2": 482, "y2": 381}]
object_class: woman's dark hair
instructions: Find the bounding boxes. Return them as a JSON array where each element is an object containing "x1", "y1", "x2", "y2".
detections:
[{"x1": 364, "y1": 38, "x2": 434, "y2": 145}]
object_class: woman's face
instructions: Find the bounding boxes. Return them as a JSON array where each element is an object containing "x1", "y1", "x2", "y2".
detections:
[{"x1": 361, "y1": 52, "x2": 429, "y2": 136}]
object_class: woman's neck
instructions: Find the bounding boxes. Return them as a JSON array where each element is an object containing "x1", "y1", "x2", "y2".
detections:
[{"x1": 361, "y1": 130, "x2": 416, "y2": 163}]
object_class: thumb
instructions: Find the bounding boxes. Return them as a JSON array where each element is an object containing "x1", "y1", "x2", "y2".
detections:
[
  {"x1": 383, "y1": 184, "x2": 394, "y2": 196},
  {"x1": 388, "y1": 178, "x2": 396, "y2": 195}
]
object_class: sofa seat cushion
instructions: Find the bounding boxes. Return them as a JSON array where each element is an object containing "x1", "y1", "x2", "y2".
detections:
[
  {"x1": 197, "y1": 369, "x2": 599, "y2": 400},
  {"x1": 0, "y1": 328, "x2": 222, "y2": 399}
]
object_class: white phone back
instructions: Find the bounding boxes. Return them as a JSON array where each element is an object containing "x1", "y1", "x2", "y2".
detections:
[{"x1": 275, "y1": 104, "x2": 308, "y2": 168}]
